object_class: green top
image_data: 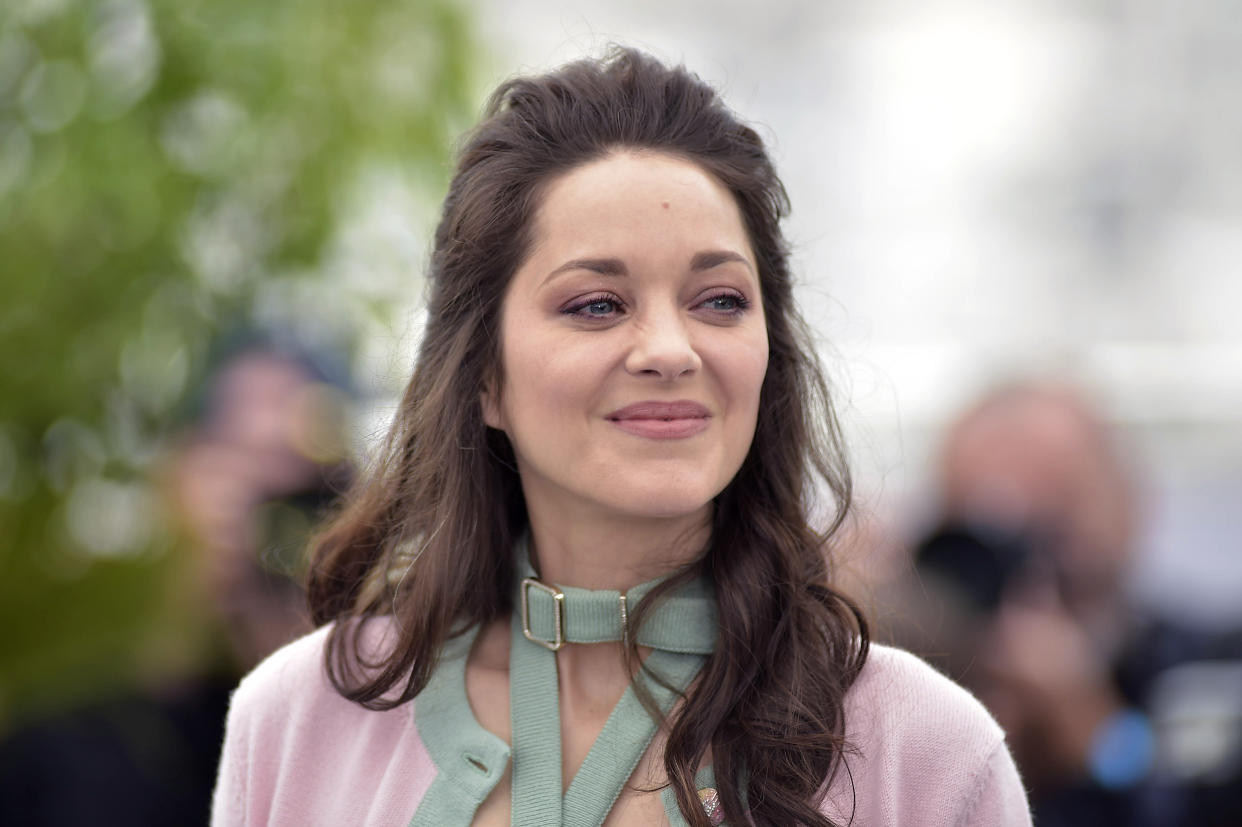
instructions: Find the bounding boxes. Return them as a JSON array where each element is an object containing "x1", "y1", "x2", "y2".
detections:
[{"x1": 408, "y1": 549, "x2": 720, "y2": 827}]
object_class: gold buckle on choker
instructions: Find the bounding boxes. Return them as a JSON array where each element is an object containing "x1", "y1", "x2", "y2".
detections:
[{"x1": 520, "y1": 577, "x2": 565, "y2": 651}]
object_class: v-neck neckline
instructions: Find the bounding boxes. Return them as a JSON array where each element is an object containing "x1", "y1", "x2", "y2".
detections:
[{"x1": 408, "y1": 622, "x2": 719, "y2": 827}]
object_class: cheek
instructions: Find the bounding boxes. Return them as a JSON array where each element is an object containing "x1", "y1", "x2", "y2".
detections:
[
  {"x1": 498, "y1": 331, "x2": 592, "y2": 436},
  {"x1": 730, "y1": 335, "x2": 770, "y2": 411},
  {"x1": 737, "y1": 344, "x2": 770, "y2": 450}
]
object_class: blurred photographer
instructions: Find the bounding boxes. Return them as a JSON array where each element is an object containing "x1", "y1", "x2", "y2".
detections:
[{"x1": 902, "y1": 382, "x2": 1242, "y2": 826}]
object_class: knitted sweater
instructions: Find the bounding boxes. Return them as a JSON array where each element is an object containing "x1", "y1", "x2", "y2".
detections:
[{"x1": 212, "y1": 622, "x2": 1030, "y2": 825}]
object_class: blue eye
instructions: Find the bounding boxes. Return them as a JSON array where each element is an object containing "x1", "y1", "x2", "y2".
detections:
[
  {"x1": 698, "y1": 292, "x2": 749, "y2": 314},
  {"x1": 563, "y1": 294, "x2": 624, "y2": 319}
]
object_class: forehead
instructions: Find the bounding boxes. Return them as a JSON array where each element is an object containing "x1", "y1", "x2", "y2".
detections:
[{"x1": 526, "y1": 151, "x2": 755, "y2": 261}]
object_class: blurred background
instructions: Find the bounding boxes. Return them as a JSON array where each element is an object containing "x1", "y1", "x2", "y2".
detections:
[{"x1": 1, "y1": 0, "x2": 1240, "y2": 823}]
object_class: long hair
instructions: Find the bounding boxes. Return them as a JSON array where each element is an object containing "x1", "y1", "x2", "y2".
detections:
[{"x1": 306, "y1": 47, "x2": 869, "y2": 827}]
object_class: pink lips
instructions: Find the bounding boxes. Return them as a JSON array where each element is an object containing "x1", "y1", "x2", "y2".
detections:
[{"x1": 605, "y1": 400, "x2": 711, "y2": 439}]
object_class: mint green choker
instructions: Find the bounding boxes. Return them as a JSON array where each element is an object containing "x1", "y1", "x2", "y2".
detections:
[{"x1": 508, "y1": 543, "x2": 717, "y2": 826}]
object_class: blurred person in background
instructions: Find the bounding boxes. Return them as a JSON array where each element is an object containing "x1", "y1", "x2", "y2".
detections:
[
  {"x1": 173, "y1": 341, "x2": 353, "y2": 671},
  {"x1": 895, "y1": 380, "x2": 1242, "y2": 826},
  {"x1": 0, "y1": 339, "x2": 352, "y2": 826}
]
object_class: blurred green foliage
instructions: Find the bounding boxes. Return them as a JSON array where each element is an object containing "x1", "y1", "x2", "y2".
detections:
[{"x1": 0, "y1": 0, "x2": 477, "y2": 729}]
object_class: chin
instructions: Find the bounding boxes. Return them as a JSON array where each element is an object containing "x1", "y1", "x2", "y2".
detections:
[{"x1": 603, "y1": 482, "x2": 720, "y2": 523}]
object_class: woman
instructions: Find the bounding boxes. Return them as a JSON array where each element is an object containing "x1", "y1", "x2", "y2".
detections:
[{"x1": 212, "y1": 48, "x2": 1030, "y2": 826}]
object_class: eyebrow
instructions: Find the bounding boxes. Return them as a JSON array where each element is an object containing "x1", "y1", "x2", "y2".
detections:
[
  {"x1": 545, "y1": 257, "x2": 629, "y2": 281},
  {"x1": 542, "y1": 249, "x2": 753, "y2": 286},
  {"x1": 689, "y1": 250, "x2": 752, "y2": 272}
]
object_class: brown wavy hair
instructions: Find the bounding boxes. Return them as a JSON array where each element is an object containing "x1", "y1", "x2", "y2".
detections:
[{"x1": 307, "y1": 47, "x2": 869, "y2": 826}]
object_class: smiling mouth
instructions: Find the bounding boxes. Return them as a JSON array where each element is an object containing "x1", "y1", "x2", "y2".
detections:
[{"x1": 605, "y1": 401, "x2": 711, "y2": 439}]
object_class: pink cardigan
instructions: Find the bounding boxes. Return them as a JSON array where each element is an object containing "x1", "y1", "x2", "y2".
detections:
[{"x1": 212, "y1": 623, "x2": 1031, "y2": 825}]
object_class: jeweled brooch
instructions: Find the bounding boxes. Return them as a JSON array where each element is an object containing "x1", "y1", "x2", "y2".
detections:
[{"x1": 697, "y1": 787, "x2": 724, "y2": 825}]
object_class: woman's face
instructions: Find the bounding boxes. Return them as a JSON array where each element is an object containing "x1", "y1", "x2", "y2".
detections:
[{"x1": 483, "y1": 151, "x2": 769, "y2": 528}]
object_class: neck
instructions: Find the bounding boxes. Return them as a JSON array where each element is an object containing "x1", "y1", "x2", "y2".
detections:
[{"x1": 525, "y1": 503, "x2": 711, "y2": 591}]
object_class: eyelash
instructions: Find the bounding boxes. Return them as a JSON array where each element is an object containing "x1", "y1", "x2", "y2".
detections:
[
  {"x1": 561, "y1": 290, "x2": 751, "y2": 320},
  {"x1": 563, "y1": 293, "x2": 624, "y2": 318}
]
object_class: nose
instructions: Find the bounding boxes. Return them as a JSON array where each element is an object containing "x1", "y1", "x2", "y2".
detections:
[{"x1": 624, "y1": 311, "x2": 702, "y2": 380}]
